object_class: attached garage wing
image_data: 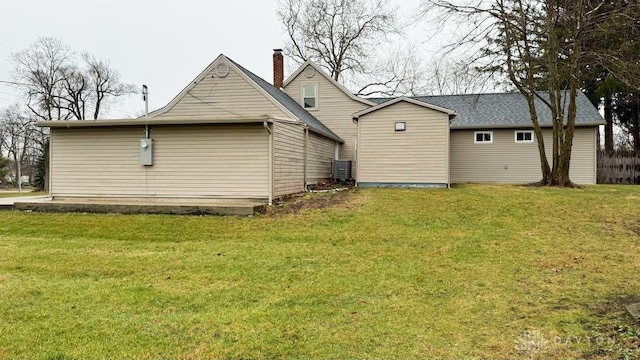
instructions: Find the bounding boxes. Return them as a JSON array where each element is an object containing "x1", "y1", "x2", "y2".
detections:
[{"x1": 354, "y1": 99, "x2": 453, "y2": 187}]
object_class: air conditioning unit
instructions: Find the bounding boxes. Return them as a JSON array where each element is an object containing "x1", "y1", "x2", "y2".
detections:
[{"x1": 333, "y1": 160, "x2": 352, "y2": 182}]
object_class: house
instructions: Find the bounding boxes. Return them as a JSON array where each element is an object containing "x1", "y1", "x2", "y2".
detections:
[{"x1": 38, "y1": 50, "x2": 604, "y2": 204}]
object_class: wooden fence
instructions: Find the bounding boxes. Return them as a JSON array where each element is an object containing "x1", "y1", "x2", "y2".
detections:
[{"x1": 597, "y1": 151, "x2": 640, "y2": 184}]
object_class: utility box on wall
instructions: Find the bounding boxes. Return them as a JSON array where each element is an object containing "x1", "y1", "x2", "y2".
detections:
[{"x1": 140, "y1": 138, "x2": 154, "y2": 166}]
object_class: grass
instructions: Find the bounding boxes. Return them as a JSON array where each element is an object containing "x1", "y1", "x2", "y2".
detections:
[{"x1": 1, "y1": 184, "x2": 639, "y2": 359}]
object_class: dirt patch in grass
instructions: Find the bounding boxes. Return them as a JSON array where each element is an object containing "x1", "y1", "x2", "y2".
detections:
[
  {"x1": 582, "y1": 294, "x2": 640, "y2": 359},
  {"x1": 615, "y1": 217, "x2": 640, "y2": 238},
  {"x1": 258, "y1": 187, "x2": 360, "y2": 216},
  {"x1": 626, "y1": 221, "x2": 640, "y2": 237},
  {"x1": 590, "y1": 295, "x2": 640, "y2": 318}
]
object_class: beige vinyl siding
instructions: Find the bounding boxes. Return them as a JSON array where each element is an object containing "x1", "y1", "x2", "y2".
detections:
[
  {"x1": 273, "y1": 121, "x2": 305, "y2": 197},
  {"x1": 155, "y1": 63, "x2": 288, "y2": 119},
  {"x1": 450, "y1": 127, "x2": 597, "y2": 184},
  {"x1": 307, "y1": 132, "x2": 335, "y2": 183},
  {"x1": 50, "y1": 124, "x2": 270, "y2": 199},
  {"x1": 357, "y1": 102, "x2": 450, "y2": 184},
  {"x1": 283, "y1": 65, "x2": 369, "y2": 162}
]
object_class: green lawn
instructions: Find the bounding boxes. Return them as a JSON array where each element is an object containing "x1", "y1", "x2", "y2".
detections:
[{"x1": 1, "y1": 185, "x2": 639, "y2": 359}]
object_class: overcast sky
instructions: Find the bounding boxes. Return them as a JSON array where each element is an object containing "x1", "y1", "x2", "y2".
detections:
[{"x1": 0, "y1": 0, "x2": 445, "y2": 119}]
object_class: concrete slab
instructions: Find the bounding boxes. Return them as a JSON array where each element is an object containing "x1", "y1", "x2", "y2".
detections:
[
  {"x1": 12, "y1": 198, "x2": 265, "y2": 216},
  {"x1": 0, "y1": 195, "x2": 51, "y2": 206}
]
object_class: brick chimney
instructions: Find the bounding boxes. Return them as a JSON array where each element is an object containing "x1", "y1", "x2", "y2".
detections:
[{"x1": 273, "y1": 49, "x2": 284, "y2": 88}]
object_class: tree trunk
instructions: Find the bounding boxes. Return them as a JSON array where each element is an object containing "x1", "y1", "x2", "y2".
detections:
[
  {"x1": 16, "y1": 156, "x2": 22, "y2": 194},
  {"x1": 556, "y1": 2, "x2": 582, "y2": 188},
  {"x1": 559, "y1": 86, "x2": 578, "y2": 186},
  {"x1": 545, "y1": 3, "x2": 562, "y2": 185},
  {"x1": 604, "y1": 94, "x2": 614, "y2": 152},
  {"x1": 525, "y1": 96, "x2": 552, "y2": 183},
  {"x1": 632, "y1": 93, "x2": 640, "y2": 154}
]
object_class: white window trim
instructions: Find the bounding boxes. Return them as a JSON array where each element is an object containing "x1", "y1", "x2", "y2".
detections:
[
  {"x1": 395, "y1": 122, "x2": 406, "y2": 131},
  {"x1": 301, "y1": 83, "x2": 318, "y2": 110},
  {"x1": 474, "y1": 131, "x2": 493, "y2": 144},
  {"x1": 514, "y1": 130, "x2": 535, "y2": 143}
]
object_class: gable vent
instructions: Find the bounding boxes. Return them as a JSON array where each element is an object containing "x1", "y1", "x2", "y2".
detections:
[
  {"x1": 215, "y1": 63, "x2": 229, "y2": 77},
  {"x1": 304, "y1": 66, "x2": 315, "y2": 78}
]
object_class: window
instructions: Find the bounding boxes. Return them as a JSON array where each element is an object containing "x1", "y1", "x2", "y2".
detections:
[
  {"x1": 395, "y1": 122, "x2": 406, "y2": 131},
  {"x1": 515, "y1": 130, "x2": 534, "y2": 143},
  {"x1": 302, "y1": 84, "x2": 317, "y2": 109},
  {"x1": 474, "y1": 131, "x2": 493, "y2": 144}
]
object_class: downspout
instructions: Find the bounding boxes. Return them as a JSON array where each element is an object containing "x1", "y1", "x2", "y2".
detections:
[
  {"x1": 447, "y1": 115, "x2": 454, "y2": 188},
  {"x1": 333, "y1": 137, "x2": 339, "y2": 184},
  {"x1": 593, "y1": 126, "x2": 597, "y2": 184},
  {"x1": 264, "y1": 121, "x2": 273, "y2": 205},
  {"x1": 48, "y1": 130, "x2": 53, "y2": 199},
  {"x1": 303, "y1": 126, "x2": 309, "y2": 191},
  {"x1": 353, "y1": 117, "x2": 359, "y2": 186}
]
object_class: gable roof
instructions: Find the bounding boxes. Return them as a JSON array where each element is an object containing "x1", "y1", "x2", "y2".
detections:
[
  {"x1": 147, "y1": 54, "x2": 343, "y2": 142},
  {"x1": 227, "y1": 58, "x2": 343, "y2": 142},
  {"x1": 368, "y1": 91, "x2": 604, "y2": 129},
  {"x1": 146, "y1": 54, "x2": 230, "y2": 118},
  {"x1": 283, "y1": 60, "x2": 377, "y2": 107},
  {"x1": 353, "y1": 97, "x2": 456, "y2": 120}
]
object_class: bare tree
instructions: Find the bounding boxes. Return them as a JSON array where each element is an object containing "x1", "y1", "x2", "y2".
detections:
[
  {"x1": 11, "y1": 37, "x2": 73, "y2": 121},
  {"x1": 61, "y1": 63, "x2": 90, "y2": 120},
  {"x1": 356, "y1": 44, "x2": 432, "y2": 96},
  {"x1": 278, "y1": 0, "x2": 431, "y2": 96},
  {"x1": 428, "y1": 59, "x2": 495, "y2": 95},
  {"x1": 420, "y1": 0, "x2": 640, "y2": 186},
  {"x1": 0, "y1": 153, "x2": 6, "y2": 184},
  {"x1": 0, "y1": 105, "x2": 36, "y2": 192},
  {"x1": 82, "y1": 52, "x2": 138, "y2": 120},
  {"x1": 11, "y1": 37, "x2": 137, "y2": 121},
  {"x1": 278, "y1": 0, "x2": 397, "y2": 81}
]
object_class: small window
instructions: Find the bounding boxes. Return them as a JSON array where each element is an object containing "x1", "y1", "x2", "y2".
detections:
[
  {"x1": 515, "y1": 130, "x2": 534, "y2": 143},
  {"x1": 474, "y1": 131, "x2": 493, "y2": 144},
  {"x1": 302, "y1": 84, "x2": 317, "y2": 109},
  {"x1": 395, "y1": 122, "x2": 406, "y2": 131}
]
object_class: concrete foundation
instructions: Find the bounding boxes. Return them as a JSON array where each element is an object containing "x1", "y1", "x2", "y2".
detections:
[{"x1": 7, "y1": 197, "x2": 265, "y2": 216}]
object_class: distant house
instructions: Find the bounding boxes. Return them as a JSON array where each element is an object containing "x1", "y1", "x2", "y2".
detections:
[{"x1": 39, "y1": 50, "x2": 604, "y2": 204}]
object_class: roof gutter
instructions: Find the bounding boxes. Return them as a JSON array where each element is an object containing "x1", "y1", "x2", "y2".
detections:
[
  {"x1": 37, "y1": 116, "x2": 272, "y2": 128},
  {"x1": 450, "y1": 122, "x2": 605, "y2": 130}
]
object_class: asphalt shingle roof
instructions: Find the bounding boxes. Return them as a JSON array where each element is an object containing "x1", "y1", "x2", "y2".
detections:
[
  {"x1": 368, "y1": 91, "x2": 604, "y2": 129},
  {"x1": 229, "y1": 59, "x2": 344, "y2": 142}
]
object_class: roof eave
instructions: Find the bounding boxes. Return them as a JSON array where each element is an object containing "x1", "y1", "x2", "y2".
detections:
[
  {"x1": 37, "y1": 116, "x2": 272, "y2": 128},
  {"x1": 308, "y1": 127, "x2": 344, "y2": 143},
  {"x1": 353, "y1": 97, "x2": 456, "y2": 119},
  {"x1": 450, "y1": 122, "x2": 605, "y2": 130}
]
